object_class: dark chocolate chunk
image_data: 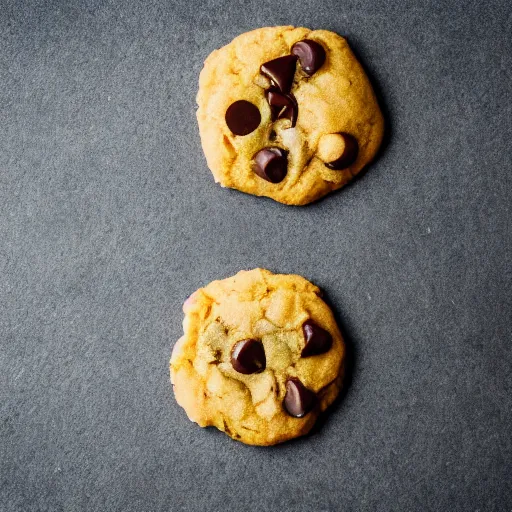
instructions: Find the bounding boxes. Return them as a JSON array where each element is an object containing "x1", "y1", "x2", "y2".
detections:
[
  {"x1": 260, "y1": 55, "x2": 298, "y2": 93},
  {"x1": 230, "y1": 339, "x2": 266, "y2": 374},
  {"x1": 325, "y1": 133, "x2": 359, "y2": 170},
  {"x1": 266, "y1": 90, "x2": 298, "y2": 127},
  {"x1": 225, "y1": 100, "x2": 261, "y2": 136},
  {"x1": 301, "y1": 320, "x2": 333, "y2": 357},
  {"x1": 291, "y1": 39, "x2": 326, "y2": 76},
  {"x1": 252, "y1": 147, "x2": 288, "y2": 183},
  {"x1": 283, "y1": 378, "x2": 317, "y2": 418}
]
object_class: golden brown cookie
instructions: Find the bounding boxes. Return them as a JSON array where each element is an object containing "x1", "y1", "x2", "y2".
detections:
[
  {"x1": 196, "y1": 26, "x2": 384, "y2": 205},
  {"x1": 170, "y1": 269, "x2": 345, "y2": 445}
]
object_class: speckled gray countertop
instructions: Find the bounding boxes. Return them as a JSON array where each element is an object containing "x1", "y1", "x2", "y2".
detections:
[{"x1": 1, "y1": 1, "x2": 511, "y2": 510}]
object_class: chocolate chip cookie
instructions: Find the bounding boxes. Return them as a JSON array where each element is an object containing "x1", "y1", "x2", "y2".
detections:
[
  {"x1": 196, "y1": 26, "x2": 384, "y2": 205},
  {"x1": 170, "y1": 269, "x2": 345, "y2": 445}
]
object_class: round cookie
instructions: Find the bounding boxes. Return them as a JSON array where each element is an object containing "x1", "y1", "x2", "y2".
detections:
[
  {"x1": 170, "y1": 268, "x2": 345, "y2": 446},
  {"x1": 196, "y1": 26, "x2": 384, "y2": 206}
]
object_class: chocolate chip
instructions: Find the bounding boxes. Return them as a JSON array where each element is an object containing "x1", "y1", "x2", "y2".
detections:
[
  {"x1": 301, "y1": 320, "x2": 333, "y2": 357},
  {"x1": 291, "y1": 39, "x2": 326, "y2": 76},
  {"x1": 260, "y1": 55, "x2": 298, "y2": 93},
  {"x1": 230, "y1": 339, "x2": 266, "y2": 374},
  {"x1": 225, "y1": 100, "x2": 261, "y2": 136},
  {"x1": 283, "y1": 378, "x2": 317, "y2": 418},
  {"x1": 266, "y1": 90, "x2": 298, "y2": 127},
  {"x1": 325, "y1": 133, "x2": 359, "y2": 170},
  {"x1": 252, "y1": 147, "x2": 288, "y2": 183}
]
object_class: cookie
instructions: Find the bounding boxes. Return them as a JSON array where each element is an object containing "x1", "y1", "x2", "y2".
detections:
[
  {"x1": 170, "y1": 268, "x2": 345, "y2": 446},
  {"x1": 196, "y1": 26, "x2": 384, "y2": 205}
]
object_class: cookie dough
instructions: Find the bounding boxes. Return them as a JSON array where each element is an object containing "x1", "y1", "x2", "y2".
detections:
[
  {"x1": 196, "y1": 26, "x2": 384, "y2": 205},
  {"x1": 170, "y1": 269, "x2": 345, "y2": 446}
]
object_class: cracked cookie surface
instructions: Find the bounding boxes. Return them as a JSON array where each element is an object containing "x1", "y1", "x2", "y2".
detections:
[
  {"x1": 196, "y1": 26, "x2": 384, "y2": 205},
  {"x1": 170, "y1": 268, "x2": 345, "y2": 445}
]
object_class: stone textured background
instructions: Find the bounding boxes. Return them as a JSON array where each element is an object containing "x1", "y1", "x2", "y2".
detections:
[{"x1": 1, "y1": 0, "x2": 511, "y2": 510}]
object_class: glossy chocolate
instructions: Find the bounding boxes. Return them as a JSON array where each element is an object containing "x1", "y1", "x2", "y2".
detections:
[
  {"x1": 252, "y1": 147, "x2": 288, "y2": 183},
  {"x1": 325, "y1": 133, "x2": 359, "y2": 170},
  {"x1": 301, "y1": 320, "x2": 333, "y2": 357},
  {"x1": 291, "y1": 39, "x2": 326, "y2": 76},
  {"x1": 260, "y1": 55, "x2": 298, "y2": 93},
  {"x1": 230, "y1": 339, "x2": 266, "y2": 374},
  {"x1": 266, "y1": 90, "x2": 298, "y2": 127},
  {"x1": 225, "y1": 100, "x2": 261, "y2": 136},
  {"x1": 283, "y1": 378, "x2": 317, "y2": 418}
]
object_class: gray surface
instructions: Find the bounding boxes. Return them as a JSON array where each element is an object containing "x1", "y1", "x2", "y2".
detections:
[{"x1": 1, "y1": 0, "x2": 511, "y2": 510}]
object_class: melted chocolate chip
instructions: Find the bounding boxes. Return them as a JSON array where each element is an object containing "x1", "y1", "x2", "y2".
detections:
[
  {"x1": 291, "y1": 39, "x2": 326, "y2": 76},
  {"x1": 225, "y1": 100, "x2": 261, "y2": 136},
  {"x1": 260, "y1": 55, "x2": 298, "y2": 93},
  {"x1": 230, "y1": 339, "x2": 266, "y2": 374},
  {"x1": 283, "y1": 378, "x2": 317, "y2": 418},
  {"x1": 266, "y1": 90, "x2": 298, "y2": 127},
  {"x1": 253, "y1": 147, "x2": 288, "y2": 183},
  {"x1": 325, "y1": 133, "x2": 359, "y2": 170},
  {"x1": 301, "y1": 320, "x2": 333, "y2": 357}
]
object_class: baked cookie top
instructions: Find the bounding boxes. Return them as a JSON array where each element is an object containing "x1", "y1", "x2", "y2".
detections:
[
  {"x1": 170, "y1": 269, "x2": 345, "y2": 446},
  {"x1": 196, "y1": 26, "x2": 384, "y2": 205}
]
